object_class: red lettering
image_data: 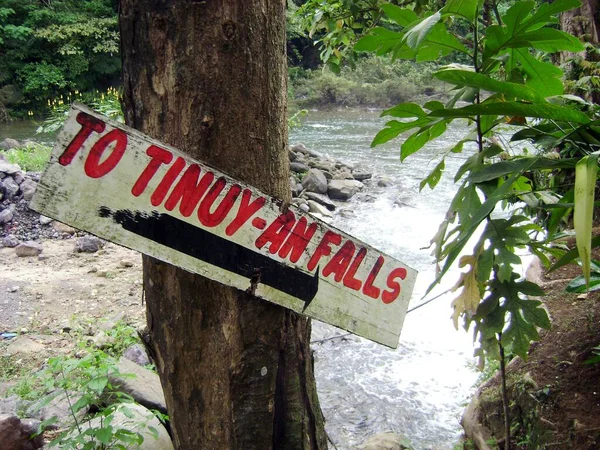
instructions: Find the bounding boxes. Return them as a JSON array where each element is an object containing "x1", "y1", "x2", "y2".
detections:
[
  {"x1": 84, "y1": 129, "x2": 127, "y2": 178},
  {"x1": 307, "y1": 231, "x2": 342, "y2": 272},
  {"x1": 151, "y1": 157, "x2": 186, "y2": 207},
  {"x1": 225, "y1": 189, "x2": 266, "y2": 236},
  {"x1": 131, "y1": 145, "x2": 173, "y2": 197},
  {"x1": 363, "y1": 256, "x2": 385, "y2": 299},
  {"x1": 197, "y1": 177, "x2": 242, "y2": 227},
  {"x1": 278, "y1": 217, "x2": 318, "y2": 263},
  {"x1": 343, "y1": 247, "x2": 367, "y2": 291},
  {"x1": 164, "y1": 164, "x2": 213, "y2": 216},
  {"x1": 255, "y1": 211, "x2": 296, "y2": 254},
  {"x1": 323, "y1": 240, "x2": 356, "y2": 282},
  {"x1": 59, "y1": 112, "x2": 105, "y2": 166},
  {"x1": 382, "y1": 267, "x2": 407, "y2": 304}
]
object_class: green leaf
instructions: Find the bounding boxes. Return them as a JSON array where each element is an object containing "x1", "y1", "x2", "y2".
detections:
[
  {"x1": 427, "y1": 159, "x2": 537, "y2": 294},
  {"x1": 435, "y1": 69, "x2": 546, "y2": 102},
  {"x1": 354, "y1": 27, "x2": 402, "y2": 54},
  {"x1": 441, "y1": 0, "x2": 481, "y2": 23},
  {"x1": 380, "y1": 5, "x2": 418, "y2": 27},
  {"x1": 566, "y1": 272, "x2": 600, "y2": 293},
  {"x1": 88, "y1": 376, "x2": 108, "y2": 393},
  {"x1": 514, "y1": 49, "x2": 564, "y2": 97},
  {"x1": 95, "y1": 426, "x2": 113, "y2": 445},
  {"x1": 403, "y1": 12, "x2": 441, "y2": 50},
  {"x1": 371, "y1": 119, "x2": 430, "y2": 147},
  {"x1": 382, "y1": 102, "x2": 426, "y2": 118},
  {"x1": 420, "y1": 158, "x2": 445, "y2": 191},
  {"x1": 574, "y1": 154, "x2": 599, "y2": 290},
  {"x1": 430, "y1": 102, "x2": 591, "y2": 124},
  {"x1": 549, "y1": 235, "x2": 600, "y2": 272}
]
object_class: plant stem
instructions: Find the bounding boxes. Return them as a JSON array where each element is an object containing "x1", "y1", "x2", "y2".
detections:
[
  {"x1": 473, "y1": 11, "x2": 484, "y2": 153},
  {"x1": 498, "y1": 335, "x2": 511, "y2": 450}
]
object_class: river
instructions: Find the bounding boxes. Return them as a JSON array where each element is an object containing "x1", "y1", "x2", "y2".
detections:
[
  {"x1": 289, "y1": 109, "x2": 479, "y2": 449},
  {"x1": 2, "y1": 109, "x2": 479, "y2": 449}
]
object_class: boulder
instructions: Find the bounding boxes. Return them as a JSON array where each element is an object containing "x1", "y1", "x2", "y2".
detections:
[
  {"x1": 307, "y1": 200, "x2": 333, "y2": 218},
  {"x1": 13, "y1": 172, "x2": 24, "y2": 185},
  {"x1": 304, "y1": 192, "x2": 336, "y2": 211},
  {"x1": 1, "y1": 177, "x2": 19, "y2": 199},
  {"x1": 288, "y1": 148, "x2": 298, "y2": 161},
  {"x1": 0, "y1": 208, "x2": 13, "y2": 225},
  {"x1": 76, "y1": 403, "x2": 173, "y2": 450},
  {"x1": 0, "y1": 414, "x2": 44, "y2": 450},
  {"x1": 19, "y1": 179, "x2": 37, "y2": 201},
  {"x1": 352, "y1": 170, "x2": 373, "y2": 181},
  {"x1": 377, "y1": 176, "x2": 393, "y2": 187},
  {"x1": 27, "y1": 390, "x2": 87, "y2": 429},
  {"x1": 53, "y1": 221, "x2": 76, "y2": 234},
  {"x1": 0, "y1": 160, "x2": 21, "y2": 175},
  {"x1": 74, "y1": 236, "x2": 104, "y2": 253},
  {"x1": 291, "y1": 143, "x2": 320, "y2": 157},
  {"x1": 5, "y1": 337, "x2": 46, "y2": 356},
  {"x1": 110, "y1": 357, "x2": 167, "y2": 413},
  {"x1": 123, "y1": 344, "x2": 151, "y2": 367},
  {"x1": 327, "y1": 179, "x2": 363, "y2": 201},
  {"x1": 15, "y1": 241, "x2": 43, "y2": 257},
  {"x1": 2, "y1": 235, "x2": 19, "y2": 247},
  {"x1": 301, "y1": 169, "x2": 328, "y2": 194},
  {"x1": 358, "y1": 432, "x2": 414, "y2": 450},
  {"x1": 290, "y1": 161, "x2": 310, "y2": 173},
  {"x1": 0, "y1": 138, "x2": 20, "y2": 151}
]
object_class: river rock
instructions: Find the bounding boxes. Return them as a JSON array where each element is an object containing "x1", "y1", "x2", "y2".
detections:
[
  {"x1": 0, "y1": 160, "x2": 21, "y2": 174},
  {"x1": 13, "y1": 172, "x2": 24, "y2": 185},
  {"x1": 377, "y1": 176, "x2": 393, "y2": 187},
  {"x1": 74, "y1": 236, "x2": 104, "y2": 253},
  {"x1": 304, "y1": 192, "x2": 336, "y2": 211},
  {"x1": 5, "y1": 336, "x2": 46, "y2": 355},
  {"x1": 19, "y1": 179, "x2": 37, "y2": 201},
  {"x1": 301, "y1": 169, "x2": 328, "y2": 194},
  {"x1": 39, "y1": 215, "x2": 53, "y2": 225},
  {"x1": 124, "y1": 344, "x2": 151, "y2": 367},
  {"x1": 2, "y1": 235, "x2": 19, "y2": 247},
  {"x1": 288, "y1": 148, "x2": 298, "y2": 161},
  {"x1": 0, "y1": 138, "x2": 20, "y2": 151},
  {"x1": 352, "y1": 170, "x2": 373, "y2": 181},
  {"x1": 76, "y1": 403, "x2": 173, "y2": 450},
  {"x1": 358, "y1": 432, "x2": 414, "y2": 450},
  {"x1": 27, "y1": 390, "x2": 86, "y2": 429},
  {"x1": 307, "y1": 200, "x2": 333, "y2": 218},
  {"x1": 110, "y1": 357, "x2": 167, "y2": 413},
  {"x1": 0, "y1": 414, "x2": 44, "y2": 450},
  {"x1": 290, "y1": 161, "x2": 310, "y2": 173},
  {"x1": 53, "y1": 221, "x2": 76, "y2": 234},
  {"x1": 298, "y1": 203, "x2": 310, "y2": 213},
  {"x1": 0, "y1": 208, "x2": 13, "y2": 225},
  {"x1": 15, "y1": 241, "x2": 43, "y2": 257},
  {"x1": 291, "y1": 143, "x2": 320, "y2": 157},
  {"x1": 327, "y1": 179, "x2": 363, "y2": 201},
  {"x1": 1, "y1": 177, "x2": 19, "y2": 199}
]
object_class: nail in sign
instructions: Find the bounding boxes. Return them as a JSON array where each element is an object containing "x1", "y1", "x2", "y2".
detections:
[{"x1": 30, "y1": 104, "x2": 417, "y2": 348}]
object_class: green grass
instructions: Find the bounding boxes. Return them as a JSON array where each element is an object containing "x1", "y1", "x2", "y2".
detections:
[{"x1": 5, "y1": 144, "x2": 52, "y2": 172}]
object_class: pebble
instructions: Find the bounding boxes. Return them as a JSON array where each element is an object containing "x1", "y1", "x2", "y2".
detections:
[{"x1": 7, "y1": 286, "x2": 19, "y2": 293}]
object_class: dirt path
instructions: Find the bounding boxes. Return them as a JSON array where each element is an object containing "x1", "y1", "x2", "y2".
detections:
[{"x1": 1, "y1": 239, "x2": 146, "y2": 334}]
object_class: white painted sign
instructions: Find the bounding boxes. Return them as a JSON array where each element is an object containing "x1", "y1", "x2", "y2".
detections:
[{"x1": 30, "y1": 104, "x2": 417, "y2": 348}]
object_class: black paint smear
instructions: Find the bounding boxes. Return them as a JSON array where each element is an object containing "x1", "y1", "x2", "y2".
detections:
[{"x1": 98, "y1": 207, "x2": 319, "y2": 308}]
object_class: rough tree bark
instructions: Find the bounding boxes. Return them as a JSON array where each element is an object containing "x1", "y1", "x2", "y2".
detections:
[{"x1": 119, "y1": 2, "x2": 327, "y2": 449}]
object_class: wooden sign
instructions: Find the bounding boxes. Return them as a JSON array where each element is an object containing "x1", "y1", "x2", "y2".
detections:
[{"x1": 30, "y1": 104, "x2": 417, "y2": 348}]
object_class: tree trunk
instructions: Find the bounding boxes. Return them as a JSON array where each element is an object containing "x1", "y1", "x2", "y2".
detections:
[
  {"x1": 560, "y1": 0, "x2": 600, "y2": 103},
  {"x1": 119, "y1": 2, "x2": 327, "y2": 449}
]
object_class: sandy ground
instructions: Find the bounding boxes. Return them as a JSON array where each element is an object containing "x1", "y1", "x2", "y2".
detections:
[{"x1": 1, "y1": 239, "x2": 146, "y2": 334}]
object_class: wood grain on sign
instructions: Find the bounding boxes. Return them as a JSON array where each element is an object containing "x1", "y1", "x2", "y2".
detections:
[{"x1": 30, "y1": 103, "x2": 418, "y2": 348}]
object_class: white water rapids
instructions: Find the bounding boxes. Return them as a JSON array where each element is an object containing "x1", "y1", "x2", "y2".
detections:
[{"x1": 290, "y1": 109, "x2": 480, "y2": 449}]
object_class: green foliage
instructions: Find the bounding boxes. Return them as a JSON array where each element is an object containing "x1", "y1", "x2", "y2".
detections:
[
  {"x1": 0, "y1": 0, "x2": 120, "y2": 114},
  {"x1": 5, "y1": 143, "x2": 52, "y2": 172},
  {"x1": 355, "y1": 0, "x2": 598, "y2": 370},
  {"x1": 289, "y1": 55, "x2": 439, "y2": 106}
]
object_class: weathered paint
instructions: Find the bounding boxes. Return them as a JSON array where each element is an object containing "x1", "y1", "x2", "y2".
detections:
[{"x1": 30, "y1": 104, "x2": 418, "y2": 348}]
